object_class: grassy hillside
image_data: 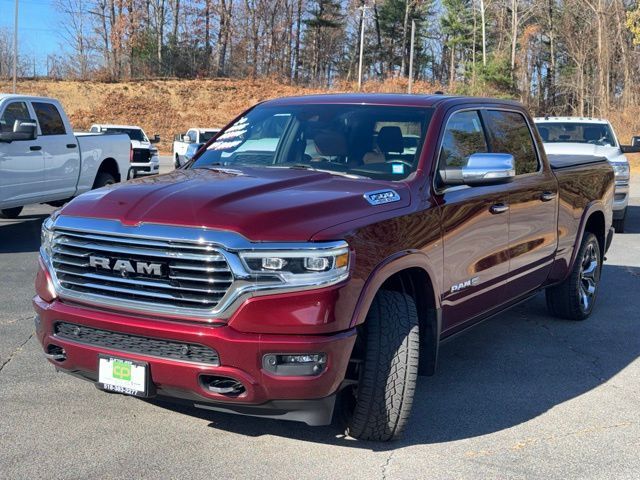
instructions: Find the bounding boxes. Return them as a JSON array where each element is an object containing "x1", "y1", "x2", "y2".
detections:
[{"x1": 1, "y1": 77, "x2": 639, "y2": 171}]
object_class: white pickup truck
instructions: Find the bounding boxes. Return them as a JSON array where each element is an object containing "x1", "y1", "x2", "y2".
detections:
[
  {"x1": 0, "y1": 95, "x2": 131, "y2": 219},
  {"x1": 172, "y1": 128, "x2": 220, "y2": 167},
  {"x1": 90, "y1": 124, "x2": 160, "y2": 178},
  {"x1": 535, "y1": 116, "x2": 635, "y2": 232}
]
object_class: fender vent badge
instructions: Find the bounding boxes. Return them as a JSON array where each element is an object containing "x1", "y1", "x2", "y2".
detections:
[{"x1": 364, "y1": 189, "x2": 401, "y2": 206}]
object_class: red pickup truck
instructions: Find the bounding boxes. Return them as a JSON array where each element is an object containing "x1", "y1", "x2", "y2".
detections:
[{"x1": 34, "y1": 94, "x2": 614, "y2": 441}]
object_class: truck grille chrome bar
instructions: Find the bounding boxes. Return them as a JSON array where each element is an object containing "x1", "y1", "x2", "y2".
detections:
[{"x1": 50, "y1": 228, "x2": 234, "y2": 315}]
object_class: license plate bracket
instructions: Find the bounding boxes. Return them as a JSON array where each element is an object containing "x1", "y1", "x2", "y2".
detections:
[{"x1": 97, "y1": 355, "x2": 150, "y2": 397}]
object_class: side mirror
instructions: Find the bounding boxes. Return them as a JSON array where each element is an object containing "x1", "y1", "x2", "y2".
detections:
[
  {"x1": 440, "y1": 153, "x2": 516, "y2": 186},
  {"x1": 0, "y1": 119, "x2": 38, "y2": 142},
  {"x1": 632, "y1": 136, "x2": 640, "y2": 147},
  {"x1": 183, "y1": 134, "x2": 193, "y2": 143},
  {"x1": 150, "y1": 134, "x2": 160, "y2": 144},
  {"x1": 621, "y1": 143, "x2": 640, "y2": 153}
]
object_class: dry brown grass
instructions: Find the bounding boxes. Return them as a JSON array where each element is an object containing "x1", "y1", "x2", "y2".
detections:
[{"x1": 2, "y1": 78, "x2": 639, "y2": 172}]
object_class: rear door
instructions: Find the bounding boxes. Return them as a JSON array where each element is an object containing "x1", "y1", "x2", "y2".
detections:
[
  {"x1": 31, "y1": 101, "x2": 80, "y2": 199},
  {"x1": 481, "y1": 109, "x2": 558, "y2": 297},
  {"x1": 0, "y1": 100, "x2": 44, "y2": 206},
  {"x1": 435, "y1": 109, "x2": 512, "y2": 332}
]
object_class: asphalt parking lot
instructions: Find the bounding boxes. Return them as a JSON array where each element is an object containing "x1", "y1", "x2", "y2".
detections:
[{"x1": 1, "y1": 163, "x2": 638, "y2": 479}]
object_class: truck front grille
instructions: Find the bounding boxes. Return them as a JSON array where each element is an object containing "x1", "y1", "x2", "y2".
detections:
[
  {"x1": 50, "y1": 228, "x2": 234, "y2": 314},
  {"x1": 55, "y1": 322, "x2": 220, "y2": 365}
]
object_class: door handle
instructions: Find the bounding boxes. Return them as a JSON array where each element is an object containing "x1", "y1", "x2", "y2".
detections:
[
  {"x1": 66, "y1": 143, "x2": 77, "y2": 149},
  {"x1": 29, "y1": 145, "x2": 42, "y2": 151},
  {"x1": 541, "y1": 191, "x2": 557, "y2": 202},
  {"x1": 490, "y1": 203, "x2": 509, "y2": 214}
]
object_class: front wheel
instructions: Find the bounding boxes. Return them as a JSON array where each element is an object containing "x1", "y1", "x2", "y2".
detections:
[
  {"x1": 343, "y1": 290, "x2": 420, "y2": 441},
  {"x1": 175, "y1": 155, "x2": 181, "y2": 169},
  {"x1": 546, "y1": 232, "x2": 601, "y2": 320},
  {"x1": 0, "y1": 206, "x2": 23, "y2": 219}
]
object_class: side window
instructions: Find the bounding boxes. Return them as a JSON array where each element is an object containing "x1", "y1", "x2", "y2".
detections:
[
  {"x1": 483, "y1": 110, "x2": 539, "y2": 175},
  {"x1": 439, "y1": 110, "x2": 488, "y2": 169},
  {"x1": 0, "y1": 102, "x2": 31, "y2": 134},
  {"x1": 32, "y1": 102, "x2": 66, "y2": 136}
]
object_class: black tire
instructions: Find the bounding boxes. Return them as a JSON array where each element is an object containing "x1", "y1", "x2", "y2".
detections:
[
  {"x1": 546, "y1": 232, "x2": 601, "y2": 321},
  {"x1": 345, "y1": 290, "x2": 420, "y2": 441},
  {"x1": 613, "y1": 213, "x2": 625, "y2": 234},
  {"x1": 92, "y1": 172, "x2": 116, "y2": 189},
  {"x1": 175, "y1": 155, "x2": 181, "y2": 169},
  {"x1": 0, "y1": 206, "x2": 23, "y2": 219}
]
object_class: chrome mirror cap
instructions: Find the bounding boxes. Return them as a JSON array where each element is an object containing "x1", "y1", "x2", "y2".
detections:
[{"x1": 462, "y1": 153, "x2": 516, "y2": 185}]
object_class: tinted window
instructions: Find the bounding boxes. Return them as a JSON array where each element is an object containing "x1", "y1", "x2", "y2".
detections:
[
  {"x1": 484, "y1": 110, "x2": 539, "y2": 175},
  {"x1": 0, "y1": 102, "x2": 31, "y2": 134},
  {"x1": 32, "y1": 102, "x2": 66, "y2": 135},
  {"x1": 192, "y1": 105, "x2": 433, "y2": 181},
  {"x1": 200, "y1": 130, "x2": 218, "y2": 142},
  {"x1": 536, "y1": 122, "x2": 616, "y2": 147},
  {"x1": 102, "y1": 128, "x2": 146, "y2": 142},
  {"x1": 439, "y1": 110, "x2": 488, "y2": 168}
]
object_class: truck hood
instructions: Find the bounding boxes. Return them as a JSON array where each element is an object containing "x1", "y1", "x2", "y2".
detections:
[
  {"x1": 543, "y1": 142, "x2": 627, "y2": 163},
  {"x1": 60, "y1": 167, "x2": 411, "y2": 241}
]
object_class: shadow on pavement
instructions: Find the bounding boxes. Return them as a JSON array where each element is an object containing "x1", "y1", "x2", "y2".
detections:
[
  {"x1": 620, "y1": 205, "x2": 639, "y2": 233},
  {"x1": 0, "y1": 215, "x2": 48, "y2": 254},
  {"x1": 148, "y1": 264, "x2": 640, "y2": 451}
]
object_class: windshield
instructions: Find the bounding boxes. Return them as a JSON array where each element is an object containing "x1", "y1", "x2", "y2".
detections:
[
  {"x1": 102, "y1": 128, "x2": 147, "y2": 143},
  {"x1": 190, "y1": 104, "x2": 433, "y2": 180},
  {"x1": 200, "y1": 130, "x2": 219, "y2": 142},
  {"x1": 537, "y1": 122, "x2": 616, "y2": 147}
]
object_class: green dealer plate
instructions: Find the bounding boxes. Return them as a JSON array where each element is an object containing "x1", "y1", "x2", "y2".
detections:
[{"x1": 98, "y1": 356, "x2": 149, "y2": 397}]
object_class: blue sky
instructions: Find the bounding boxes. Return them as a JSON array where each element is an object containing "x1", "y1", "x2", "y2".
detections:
[{"x1": 0, "y1": 0, "x2": 63, "y2": 74}]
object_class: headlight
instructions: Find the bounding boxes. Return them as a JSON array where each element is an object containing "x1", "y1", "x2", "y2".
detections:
[
  {"x1": 41, "y1": 216, "x2": 55, "y2": 257},
  {"x1": 611, "y1": 162, "x2": 630, "y2": 181},
  {"x1": 239, "y1": 245, "x2": 350, "y2": 289}
]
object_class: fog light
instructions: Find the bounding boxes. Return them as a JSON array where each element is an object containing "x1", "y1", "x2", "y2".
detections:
[{"x1": 262, "y1": 353, "x2": 327, "y2": 376}]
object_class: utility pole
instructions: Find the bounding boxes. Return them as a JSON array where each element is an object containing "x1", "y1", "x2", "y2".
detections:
[
  {"x1": 357, "y1": 4, "x2": 368, "y2": 91},
  {"x1": 13, "y1": 0, "x2": 19, "y2": 93},
  {"x1": 408, "y1": 20, "x2": 416, "y2": 93}
]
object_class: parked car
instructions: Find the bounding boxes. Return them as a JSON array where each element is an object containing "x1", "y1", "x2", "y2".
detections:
[
  {"x1": 90, "y1": 124, "x2": 160, "y2": 178},
  {"x1": 535, "y1": 117, "x2": 636, "y2": 232},
  {"x1": 0, "y1": 95, "x2": 131, "y2": 218},
  {"x1": 36, "y1": 94, "x2": 614, "y2": 441},
  {"x1": 173, "y1": 128, "x2": 220, "y2": 167}
]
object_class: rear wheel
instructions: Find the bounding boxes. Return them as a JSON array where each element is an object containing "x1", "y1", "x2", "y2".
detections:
[
  {"x1": 546, "y1": 232, "x2": 601, "y2": 320},
  {"x1": 342, "y1": 290, "x2": 420, "y2": 441},
  {"x1": 93, "y1": 172, "x2": 116, "y2": 189},
  {"x1": 0, "y1": 206, "x2": 23, "y2": 219}
]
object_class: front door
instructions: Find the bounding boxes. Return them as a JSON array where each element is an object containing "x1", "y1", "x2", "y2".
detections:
[
  {"x1": 0, "y1": 101, "x2": 44, "y2": 207},
  {"x1": 435, "y1": 110, "x2": 511, "y2": 332},
  {"x1": 31, "y1": 101, "x2": 80, "y2": 200}
]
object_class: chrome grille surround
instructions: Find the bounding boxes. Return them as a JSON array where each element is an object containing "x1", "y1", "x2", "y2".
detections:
[{"x1": 41, "y1": 216, "x2": 349, "y2": 322}]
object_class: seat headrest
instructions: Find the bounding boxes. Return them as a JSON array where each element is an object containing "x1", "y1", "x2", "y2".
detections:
[
  {"x1": 377, "y1": 126, "x2": 404, "y2": 153},
  {"x1": 313, "y1": 130, "x2": 348, "y2": 157}
]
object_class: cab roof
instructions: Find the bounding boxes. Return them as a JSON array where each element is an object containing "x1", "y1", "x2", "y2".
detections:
[{"x1": 262, "y1": 93, "x2": 523, "y2": 109}]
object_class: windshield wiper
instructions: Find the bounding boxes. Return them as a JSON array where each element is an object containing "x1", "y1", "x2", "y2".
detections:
[{"x1": 286, "y1": 164, "x2": 366, "y2": 179}]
